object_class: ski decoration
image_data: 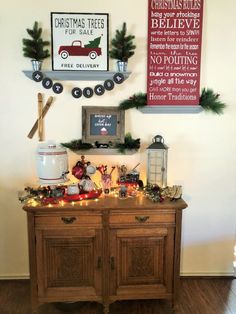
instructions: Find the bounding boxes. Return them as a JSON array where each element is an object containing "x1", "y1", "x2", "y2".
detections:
[{"x1": 32, "y1": 71, "x2": 126, "y2": 98}]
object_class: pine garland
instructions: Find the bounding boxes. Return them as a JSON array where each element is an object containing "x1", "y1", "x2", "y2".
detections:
[
  {"x1": 118, "y1": 89, "x2": 226, "y2": 114},
  {"x1": 61, "y1": 140, "x2": 93, "y2": 151},
  {"x1": 109, "y1": 22, "x2": 136, "y2": 62},
  {"x1": 119, "y1": 92, "x2": 147, "y2": 110},
  {"x1": 199, "y1": 88, "x2": 226, "y2": 114},
  {"x1": 61, "y1": 134, "x2": 140, "y2": 154},
  {"x1": 23, "y1": 21, "x2": 50, "y2": 61},
  {"x1": 115, "y1": 133, "x2": 140, "y2": 153}
]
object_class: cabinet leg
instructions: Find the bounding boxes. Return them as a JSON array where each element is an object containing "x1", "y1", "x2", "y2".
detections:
[{"x1": 103, "y1": 303, "x2": 109, "y2": 314}]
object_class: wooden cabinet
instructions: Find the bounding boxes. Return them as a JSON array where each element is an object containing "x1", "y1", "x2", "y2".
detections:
[
  {"x1": 23, "y1": 196, "x2": 187, "y2": 313},
  {"x1": 109, "y1": 225, "x2": 175, "y2": 299},
  {"x1": 36, "y1": 228, "x2": 102, "y2": 300}
]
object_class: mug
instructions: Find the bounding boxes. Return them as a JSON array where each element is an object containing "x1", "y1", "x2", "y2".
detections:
[
  {"x1": 86, "y1": 164, "x2": 96, "y2": 175},
  {"x1": 67, "y1": 184, "x2": 80, "y2": 195}
]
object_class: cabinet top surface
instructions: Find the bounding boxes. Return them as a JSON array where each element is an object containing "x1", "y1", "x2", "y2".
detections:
[{"x1": 23, "y1": 195, "x2": 187, "y2": 213}]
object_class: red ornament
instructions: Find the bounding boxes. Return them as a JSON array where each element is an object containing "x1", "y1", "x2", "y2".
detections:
[{"x1": 72, "y1": 165, "x2": 84, "y2": 179}]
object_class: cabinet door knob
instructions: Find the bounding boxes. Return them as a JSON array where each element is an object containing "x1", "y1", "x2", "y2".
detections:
[
  {"x1": 61, "y1": 217, "x2": 76, "y2": 224},
  {"x1": 135, "y1": 216, "x2": 150, "y2": 223}
]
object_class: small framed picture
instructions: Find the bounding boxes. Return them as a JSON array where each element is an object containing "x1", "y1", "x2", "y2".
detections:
[
  {"x1": 82, "y1": 106, "x2": 125, "y2": 144},
  {"x1": 51, "y1": 12, "x2": 109, "y2": 71}
]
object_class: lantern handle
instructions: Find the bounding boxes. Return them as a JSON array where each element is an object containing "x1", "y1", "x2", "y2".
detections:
[{"x1": 153, "y1": 135, "x2": 164, "y2": 143}]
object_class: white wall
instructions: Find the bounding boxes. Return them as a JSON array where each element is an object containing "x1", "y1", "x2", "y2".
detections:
[{"x1": 0, "y1": 0, "x2": 235, "y2": 278}]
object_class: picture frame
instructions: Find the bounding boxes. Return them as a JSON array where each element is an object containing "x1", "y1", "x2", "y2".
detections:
[
  {"x1": 82, "y1": 106, "x2": 125, "y2": 144},
  {"x1": 51, "y1": 12, "x2": 109, "y2": 71}
]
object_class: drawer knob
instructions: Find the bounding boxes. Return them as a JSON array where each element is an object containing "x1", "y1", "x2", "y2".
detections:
[
  {"x1": 135, "y1": 216, "x2": 150, "y2": 223},
  {"x1": 61, "y1": 217, "x2": 76, "y2": 224}
]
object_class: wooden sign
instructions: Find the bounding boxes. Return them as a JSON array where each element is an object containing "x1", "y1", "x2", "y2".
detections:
[
  {"x1": 51, "y1": 12, "x2": 109, "y2": 71},
  {"x1": 147, "y1": 0, "x2": 204, "y2": 106},
  {"x1": 82, "y1": 106, "x2": 125, "y2": 144}
]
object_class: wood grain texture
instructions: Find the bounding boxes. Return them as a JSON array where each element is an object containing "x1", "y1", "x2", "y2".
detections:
[
  {"x1": 23, "y1": 197, "x2": 187, "y2": 313},
  {"x1": 23, "y1": 196, "x2": 187, "y2": 213},
  {"x1": 0, "y1": 278, "x2": 236, "y2": 314},
  {"x1": 27, "y1": 96, "x2": 53, "y2": 139},
  {"x1": 37, "y1": 93, "x2": 43, "y2": 141}
]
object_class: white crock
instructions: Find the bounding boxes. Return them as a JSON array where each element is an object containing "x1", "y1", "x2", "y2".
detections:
[{"x1": 36, "y1": 141, "x2": 69, "y2": 185}]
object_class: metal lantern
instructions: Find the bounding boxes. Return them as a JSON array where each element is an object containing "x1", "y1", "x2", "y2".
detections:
[{"x1": 147, "y1": 135, "x2": 168, "y2": 188}]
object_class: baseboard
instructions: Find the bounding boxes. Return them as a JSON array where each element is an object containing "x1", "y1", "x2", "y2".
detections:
[
  {"x1": 180, "y1": 271, "x2": 235, "y2": 278},
  {"x1": 0, "y1": 272, "x2": 234, "y2": 280},
  {"x1": 0, "y1": 274, "x2": 30, "y2": 280}
]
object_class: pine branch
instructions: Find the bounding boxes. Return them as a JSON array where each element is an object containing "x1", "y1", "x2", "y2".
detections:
[
  {"x1": 199, "y1": 88, "x2": 226, "y2": 114},
  {"x1": 119, "y1": 92, "x2": 147, "y2": 110},
  {"x1": 61, "y1": 140, "x2": 93, "y2": 151},
  {"x1": 115, "y1": 133, "x2": 140, "y2": 153}
]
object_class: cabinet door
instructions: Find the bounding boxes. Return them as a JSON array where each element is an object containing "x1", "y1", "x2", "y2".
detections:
[
  {"x1": 36, "y1": 228, "x2": 102, "y2": 301},
  {"x1": 109, "y1": 227, "x2": 175, "y2": 299}
]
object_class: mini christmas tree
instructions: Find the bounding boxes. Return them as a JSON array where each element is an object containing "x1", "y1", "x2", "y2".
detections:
[
  {"x1": 22, "y1": 21, "x2": 50, "y2": 61},
  {"x1": 109, "y1": 22, "x2": 136, "y2": 62}
]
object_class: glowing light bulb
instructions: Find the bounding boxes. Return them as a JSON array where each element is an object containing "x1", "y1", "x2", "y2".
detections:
[{"x1": 32, "y1": 200, "x2": 38, "y2": 207}]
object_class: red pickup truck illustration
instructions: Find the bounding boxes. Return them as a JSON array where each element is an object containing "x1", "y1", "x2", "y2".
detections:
[{"x1": 58, "y1": 36, "x2": 102, "y2": 60}]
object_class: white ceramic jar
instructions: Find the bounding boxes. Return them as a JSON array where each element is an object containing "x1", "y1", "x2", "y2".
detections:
[{"x1": 36, "y1": 141, "x2": 69, "y2": 185}]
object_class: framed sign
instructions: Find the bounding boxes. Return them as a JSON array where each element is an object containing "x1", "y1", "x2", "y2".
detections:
[
  {"x1": 51, "y1": 12, "x2": 109, "y2": 71},
  {"x1": 147, "y1": 0, "x2": 204, "y2": 106},
  {"x1": 82, "y1": 106, "x2": 125, "y2": 144}
]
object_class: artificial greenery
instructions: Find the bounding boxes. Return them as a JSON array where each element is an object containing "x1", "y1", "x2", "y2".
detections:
[
  {"x1": 61, "y1": 134, "x2": 140, "y2": 154},
  {"x1": 109, "y1": 22, "x2": 136, "y2": 62},
  {"x1": 144, "y1": 184, "x2": 163, "y2": 203},
  {"x1": 118, "y1": 89, "x2": 226, "y2": 114},
  {"x1": 119, "y1": 92, "x2": 147, "y2": 110},
  {"x1": 114, "y1": 133, "x2": 140, "y2": 153},
  {"x1": 199, "y1": 88, "x2": 226, "y2": 114},
  {"x1": 23, "y1": 21, "x2": 50, "y2": 61},
  {"x1": 61, "y1": 140, "x2": 93, "y2": 151}
]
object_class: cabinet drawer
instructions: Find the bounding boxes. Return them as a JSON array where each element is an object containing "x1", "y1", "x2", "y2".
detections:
[
  {"x1": 109, "y1": 212, "x2": 175, "y2": 226},
  {"x1": 35, "y1": 213, "x2": 102, "y2": 228}
]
